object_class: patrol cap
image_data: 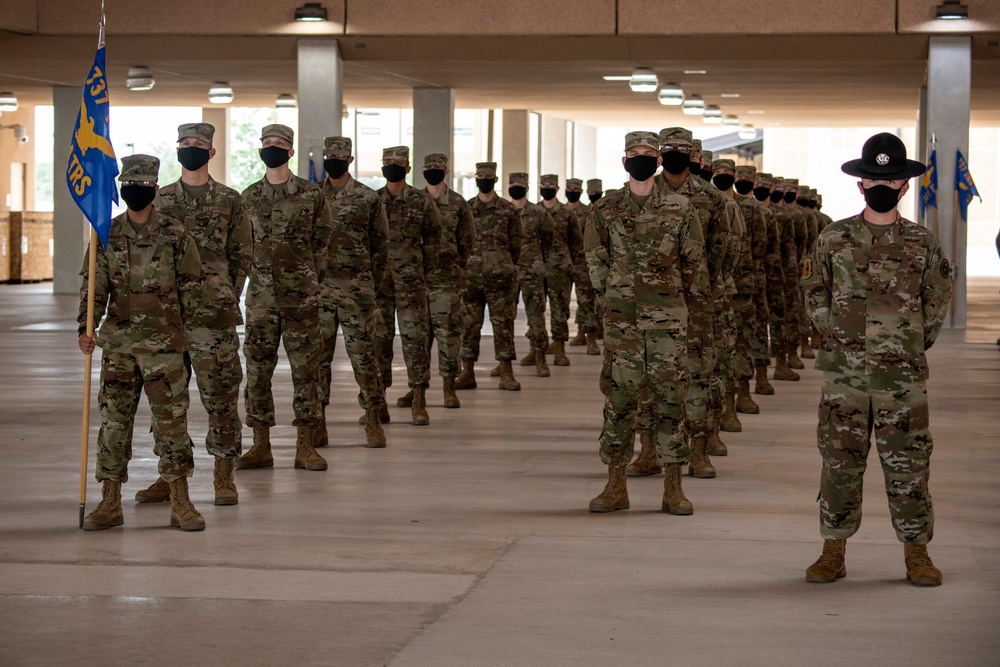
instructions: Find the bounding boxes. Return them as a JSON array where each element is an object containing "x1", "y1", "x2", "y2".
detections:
[
  {"x1": 625, "y1": 131, "x2": 660, "y2": 152},
  {"x1": 713, "y1": 158, "x2": 736, "y2": 172},
  {"x1": 565, "y1": 178, "x2": 583, "y2": 192},
  {"x1": 772, "y1": 177, "x2": 786, "y2": 189},
  {"x1": 808, "y1": 188, "x2": 818, "y2": 198},
  {"x1": 701, "y1": 149, "x2": 712, "y2": 164},
  {"x1": 735, "y1": 165, "x2": 757, "y2": 180},
  {"x1": 423, "y1": 153, "x2": 448, "y2": 169},
  {"x1": 797, "y1": 185, "x2": 809, "y2": 196},
  {"x1": 323, "y1": 136, "x2": 352, "y2": 159},
  {"x1": 540, "y1": 174, "x2": 559, "y2": 187},
  {"x1": 382, "y1": 146, "x2": 409, "y2": 162},
  {"x1": 509, "y1": 172, "x2": 529, "y2": 185},
  {"x1": 119, "y1": 154, "x2": 159, "y2": 183},
  {"x1": 260, "y1": 123, "x2": 294, "y2": 144},
  {"x1": 475, "y1": 162, "x2": 497, "y2": 178},
  {"x1": 587, "y1": 178, "x2": 603, "y2": 193},
  {"x1": 177, "y1": 123, "x2": 215, "y2": 144},
  {"x1": 755, "y1": 171, "x2": 773, "y2": 186},
  {"x1": 691, "y1": 140, "x2": 703, "y2": 158},
  {"x1": 658, "y1": 127, "x2": 693, "y2": 149},
  {"x1": 785, "y1": 177, "x2": 799, "y2": 187}
]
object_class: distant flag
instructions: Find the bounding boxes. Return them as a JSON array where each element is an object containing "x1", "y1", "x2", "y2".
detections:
[
  {"x1": 66, "y1": 18, "x2": 118, "y2": 248},
  {"x1": 955, "y1": 150, "x2": 981, "y2": 223},
  {"x1": 308, "y1": 154, "x2": 319, "y2": 183},
  {"x1": 919, "y1": 149, "x2": 937, "y2": 218}
]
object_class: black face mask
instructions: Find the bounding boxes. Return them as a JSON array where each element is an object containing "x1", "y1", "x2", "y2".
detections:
[
  {"x1": 753, "y1": 187, "x2": 771, "y2": 202},
  {"x1": 259, "y1": 146, "x2": 291, "y2": 169},
  {"x1": 734, "y1": 180, "x2": 755, "y2": 195},
  {"x1": 863, "y1": 184, "x2": 903, "y2": 213},
  {"x1": 508, "y1": 185, "x2": 527, "y2": 200},
  {"x1": 624, "y1": 155, "x2": 659, "y2": 182},
  {"x1": 700, "y1": 168, "x2": 713, "y2": 182},
  {"x1": 690, "y1": 160, "x2": 702, "y2": 174},
  {"x1": 809, "y1": 200, "x2": 817, "y2": 209},
  {"x1": 661, "y1": 151, "x2": 690, "y2": 175},
  {"x1": 769, "y1": 191, "x2": 784, "y2": 204},
  {"x1": 783, "y1": 191, "x2": 797, "y2": 204},
  {"x1": 423, "y1": 169, "x2": 445, "y2": 186},
  {"x1": 477, "y1": 178, "x2": 496, "y2": 194},
  {"x1": 540, "y1": 188, "x2": 558, "y2": 201},
  {"x1": 324, "y1": 158, "x2": 350, "y2": 179},
  {"x1": 712, "y1": 174, "x2": 735, "y2": 192},
  {"x1": 382, "y1": 164, "x2": 407, "y2": 183},
  {"x1": 796, "y1": 197, "x2": 809, "y2": 207},
  {"x1": 588, "y1": 192, "x2": 601, "y2": 205},
  {"x1": 120, "y1": 184, "x2": 156, "y2": 211},
  {"x1": 566, "y1": 191, "x2": 581, "y2": 203},
  {"x1": 177, "y1": 146, "x2": 210, "y2": 171}
]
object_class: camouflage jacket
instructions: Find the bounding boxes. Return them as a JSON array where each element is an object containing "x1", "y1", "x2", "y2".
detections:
[
  {"x1": 788, "y1": 205, "x2": 809, "y2": 265},
  {"x1": 802, "y1": 213, "x2": 951, "y2": 382},
  {"x1": 466, "y1": 194, "x2": 523, "y2": 283},
  {"x1": 514, "y1": 201, "x2": 553, "y2": 279},
  {"x1": 757, "y1": 201, "x2": 785, "y2": 296},
  {"x1": 242, "y1": 175, "x2": 333, "y2": 310},
  {"x1": 721, "y1": 196, "x2": 745, "y2": 297},
  {"x1": 321, "y1": 176, "x2": 388, "y2": 308},
  {"x1": 542, "y1": 200, "x2": 585, "y2": 276},
  {"x1": 154, "y1": 178, "x2": 251, "y2": 328},
  {"x1": 771, "y1": 204, "x2": 802, "y2": 283},
  {"x1": 377, "y1": 182, "x2": 442, "y2": 291},
  {"x1": 584, "y1": 185, "x2": 711, "y2": 355},
  {"x1": 78, "y1": 210, "x2": 201, "y2": 355},
  {"x1": 565, "y1": 202, "x2": 591, "y2": 273},
  {"x1": 801, "y1": 206, "x2": 821, "y2": 257},
  {"x1": 735, "y1": 193, "x2": 769, "y2": 297},
  {"x1": 425, "y1": 186, "x2": 475, "y2": 289}
]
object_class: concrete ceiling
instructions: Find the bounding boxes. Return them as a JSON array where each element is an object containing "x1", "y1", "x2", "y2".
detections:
[{"x1": 2, "y1": 31, "x2": 999, "y2": 128}]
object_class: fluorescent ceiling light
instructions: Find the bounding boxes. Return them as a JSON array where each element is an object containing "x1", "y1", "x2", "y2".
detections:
[
  {"x1": 747, "y1": 110, "x2": 765, "y2": 115},
  {"x1": 702, "y1": 105, "x2": 723, "y2": 124},
  {"x1": 720, "y1": 93, "x2": 740, "y2": 98},
  {"x1": 629, "y1": 68, "x2": 659, "y2": 93},
  {"x1": 208, "y1": 82, "x2": 234, "y2": 104},
  {"x1": 295, "y1": 3, "x2": 327, "y2": 21},
  {"x1": 602, "y1": 75, "x2": 632, "y2": 81},
  {"x1": 657, "y1": 83, "x2": 684, "y2": 106},
  {"x1": 936, "y1": 1, "x2": 968, "y2": 19},
  {"x1": 0, "y1": 91, "x2": 18, "y2": 112},
  {"x1": 738, "y1": 126, "x2": 757, "y2": 140},
  {"x1": 681, "y1": 94, "x2": 705, "y2": 116},
  {"x1": 125, "y1": 67, "x2": 155, "y2": 91},
  {"x1": 684, "y1": 70, "x2": 707, "y2": 75},
  {"x1": 275, "y1": 94, "x2": 297, "y2": 108},
  {"x1": 723, "y1": 115, "x2": 740, "y2": 126}
]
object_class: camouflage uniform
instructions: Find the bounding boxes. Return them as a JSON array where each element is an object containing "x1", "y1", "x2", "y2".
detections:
[
  {"x1": 242, "y1": 126, "x2": 333, "y2": 429},
  {"x1": 319, "y1": 137, "x2": 388, "y2": 414},
  {"x1": 375, "y1": 146, "x2": 442, "y2": 391},
  {"x1": 771, "y1": 178, "x2": 803, "y2": 358},
  {"x1": 155, "y1": 124, "x2": 250, "y2": 460},
  {"x1": 512, "y1": 173, "x2": 553, "y2": 355},
  {"x1": 461, "y1": 163, "x2": 523, "y2": 364},
  {"x1": 540, "y1": 174, "x2": 586, "y2": 346},
  {"x1": 756, "y1": 173, "x2": 787, "y2": 363},
  {"x1": 733, "y1": 165, "x2": 771, "y2": 371},
  {"x1": 565, "y1": 178, "x2": 599, "y2": 339},
  {"x1": 803, "y1": 212, "x2": 950, "y2": 544},
  {"x1": 78, "y1": 155, "x2": 202, "y2": 483}
]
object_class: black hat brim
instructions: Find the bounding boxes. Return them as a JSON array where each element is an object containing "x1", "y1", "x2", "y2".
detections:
[{"x1": 841, "y1": 158, "x2": 926, "y2": 180}]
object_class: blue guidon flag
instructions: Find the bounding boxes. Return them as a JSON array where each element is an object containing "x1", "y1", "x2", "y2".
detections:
[
  {"x1": 919, "y1": 149, "x2": 937, "y2": 219},
  {"x1": 955, "y1": 150, "x2": 981, "y2": 223},
  {"x1": 66, "y1": 33, "x2": 118, "y2": 249}
]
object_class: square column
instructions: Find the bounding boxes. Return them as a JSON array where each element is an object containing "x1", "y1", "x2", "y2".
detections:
[
  {"x1": 502, "y1": 110, "x2": 531, "y2": 195},
  {"x1": 201, "y1": 107, "x2": 230, "y2": 186},
  {"x1": 412, "y1": 88, "x2": 454, "y2": 188},
  {"x1": 297, "y1": 39, "x2": 343, "y2": 180},
  {"x1": 52, "y1": 86, "x2": 87, "y2": 295}
]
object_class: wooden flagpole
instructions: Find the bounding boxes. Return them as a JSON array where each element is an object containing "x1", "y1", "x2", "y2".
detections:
[
  {"x1": 79, "y1": 228, "x2": 97, "y2": 528},
  {"x1": 950, "y1": 195, "x2": 959, "y2": 328}
]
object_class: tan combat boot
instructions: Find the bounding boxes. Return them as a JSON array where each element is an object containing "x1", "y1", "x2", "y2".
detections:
[
  {"x1": 498, "y1": 360, "x2": 521, "y2": 391},
  {"x1": 545, "y1": 340, "x2": 556, "y2": 354},
  {"x1": 235, "y1": 425, "x2": 274, "y2": 469},
  {"x1": 364, "y1": 408, "x2": 387, "y2": 448},
  {"x1": 773, "y1": 353, "x2": 801, "y2": 381},
  {"x1": 720, "y1": 392, "x2": 742, "y2": 432},
  {"x1": 520, "y1": 349, "x2": 536, "y2": 366},
  {"x1": 585, "y1": 332, "x2": 600, "y2": 356},
  {"x1": 736, "y1": 379, "x2": 760, "y2": 414},
  {"x1": 443, "y1": 376, "x2": 461, "y2": 408},
  {"x1": 168, "y1": 477, "x2": 206, "y2": 531},
  {"x1": 396, "y1": 390, "x2": 414, "y2": 407},
  {"x1": 552, "y1": 341, "x2": 570, "y2": 366},
  {"x1": 754, "y1": 364, "x2": 775, "y2": 395},
  {"x1": 626, "y1": 431, "x2": 662, "y2": 477},
  {"x1": 688, "y1": 435, "x2": 717, "y2": 478},
  {"x1": 294, "y1": 426, "x2": 328, "y2": 471},
  {"x1": 83, "y1": 480, "x2": 124, "y2": 530},
  {"x1": 569, "y1": 330, "x2": 586, "y2": 346},
  {"x1": 800, "y1": 335, "x2": 815, "y2": 359},
  {"x1": 535, "y1": 351, "x2": 551, "y2": 377},
  {"x1": 357, "y1": 403, "x2": 391, "y2": 425},
  {"x1": 904, "y1": 543, "x2": 943, "y2": 586},
  {"x1": 454, "y1": 359, "x2": 477, "y2": 389},
  {"x1": 805, "y1": 539, "x2": 847, "y2": 583},
  {"x1": 213, "y1": 458, "x2": 238, "y2": 506},
  {"x1": 490, "y1": 364, "x2": 502, "y2": 377},
  {"x1": 662, "y1": 463, "x2": 694, "y2": 515},
  {"x1": 787, "y1": 347, "x2": 805, "y2": 369},
  {"x1": 134, "y1": 477, "x2": 170, "y2": 503},
  {"x1": 588, "y1": 465, "x2": 629, "y2": 512},
  {"x1": 707, "y1": 412, "x2": 728, "y2": 456},
  {"x1": 411, "y1": 386, "x2": 430, "y2": 426}
]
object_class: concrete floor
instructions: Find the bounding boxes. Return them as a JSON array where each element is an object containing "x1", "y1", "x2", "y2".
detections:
[{"x1": 0, "y1": 280, "x2": 998, "y2": 667}]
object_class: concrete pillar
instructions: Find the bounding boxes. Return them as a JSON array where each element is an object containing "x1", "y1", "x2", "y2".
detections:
[
  {"x1": 926, "y1": 35, "x2": 971, "y2": 328},
  {"x1": 297, "y1": 39, "x2": 342, "y2": 181},
  {"x1": 540, "y1": 115, "x2": 567, "y2": 183},
  {"x1": 202, "y1": 107, "x2": 229, "y2": 186},
  {"x1": 502, "y1": 110, "x2": 531, "y2": 188},
  {"x1": 52, "y1": 86, "x2": 87, "y2": 295},
  {"x1": 412, "y1": 88, "x2": 454, "y2": 189}
]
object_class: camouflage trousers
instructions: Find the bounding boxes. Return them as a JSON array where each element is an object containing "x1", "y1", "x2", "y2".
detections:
[
  {"x1": 95, "y1": 351, "x2": 194, "y2": 483},
  {"x1": 319, "y1": 301, "x2": 386, "y2": 412},
  {"x1": 244, "y1": 304, "x2": 323, "y2": 428},
  {"x1": 545, "y1": 271, "x2": 573, "y2": 343},
  {"x1": 782, "y1": 266, "x2": 801, "y2": 353},
  {"x1": 376, "y1": 286, "x2": 432, "y2": 390},
  {"x1": 427, "y1": 284, "x2": 462, "y2": 377},
  {"x1": 817, "y1": 372, "x2": 935, "y2": 544},
  {"x1": 518, "y1": 273, "x2": 549, "y2": 353},
  {"x1": 766, "y1": 271, "x2": 787, "y2": 359},
  {"x1": 599, "y1": 327, "x2": 690, "y2": 467},
  {"x1": 184, "y1": 326, "x2": 243, "y2": 459},
  {"x1": 751, "y1": 279, "x2": 770, "y2": 366},
  {"x1": 714, "y1": 299, "x2": 734, "y2": 395},
  {"x1": 731, "y1": 293, "x2": 756, "y2": 382},
  {"x1": 460, "y1": 276, "x2": 517, "y2": 362},
  {"x1": 572, "y1": 270, "x2": 599, "y2": 334}
]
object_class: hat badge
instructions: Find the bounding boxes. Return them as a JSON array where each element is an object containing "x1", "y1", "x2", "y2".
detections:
[{"x1": 875, "y1": 153, "x2": 890, "y2": 166}]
